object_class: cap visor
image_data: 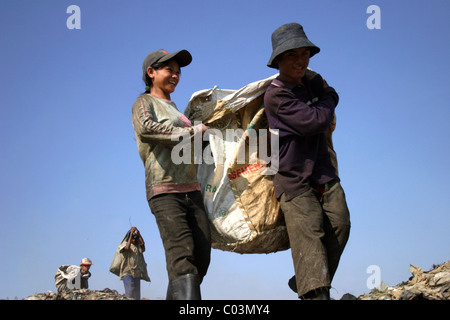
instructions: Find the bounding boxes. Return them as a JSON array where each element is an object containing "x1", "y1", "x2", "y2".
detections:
[{"x1": 159, "y1": 50, "x2": 192, "y2": 67}]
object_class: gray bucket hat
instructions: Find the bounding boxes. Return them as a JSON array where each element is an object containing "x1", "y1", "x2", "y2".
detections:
[
  {"x1": 267, "y1": 23, "x2": 320, "y2": 69},
  {"x1": 142, "y1": 49, "x2": 192, "y2": 81}
]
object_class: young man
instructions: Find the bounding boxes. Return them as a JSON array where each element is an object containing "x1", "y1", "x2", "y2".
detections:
[{"x1": 264, "y1": 23, "x2": 351, "y2": 300}]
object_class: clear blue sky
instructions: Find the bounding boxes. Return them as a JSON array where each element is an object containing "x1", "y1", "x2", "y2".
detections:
[{"x1": 1, "y1": 0, "x2": 449, "y2": 300}]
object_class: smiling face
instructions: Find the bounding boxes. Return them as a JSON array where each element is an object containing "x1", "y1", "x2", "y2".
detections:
[
  {"x1": 147, "y1": 59, "x2": 181, "y2": 100},
  {"x1": 276, "y1": 47, "x2": 311, "y2": 85}
]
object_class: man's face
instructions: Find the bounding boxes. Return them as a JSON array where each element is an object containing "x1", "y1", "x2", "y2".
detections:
[
  {"x1": 277, "y1": 47, "x2": 311, "y2": 85},
  {"x1": 80, "y1": 265, "x2": 91, "y2": 275}
]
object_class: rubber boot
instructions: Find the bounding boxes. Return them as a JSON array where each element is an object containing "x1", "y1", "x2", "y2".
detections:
[
  {"x1": 166, "y1": 274, "x2": 202, "y2": 300},
  {"x1": 288, "y1": 275, "x2": 297, "y2": 293}
]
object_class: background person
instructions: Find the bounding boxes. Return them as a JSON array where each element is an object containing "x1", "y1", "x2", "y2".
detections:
[
  {"x1": 117, "y1": 227, "x2": 150, "y2": 300},
  {"x1": 55, "y1": 258, "x2": 92, "y2": 292}
]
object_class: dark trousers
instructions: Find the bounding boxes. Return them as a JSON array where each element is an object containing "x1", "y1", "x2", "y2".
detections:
[
  {"x1": 148, "y1": 191, "x2": 211, "y2": 282},
  {"x1": 280, "y1": 179, "x2": 351, "y2": 298}
]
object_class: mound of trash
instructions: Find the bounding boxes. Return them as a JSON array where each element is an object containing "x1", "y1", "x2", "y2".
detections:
[
  {"x1": 25, "y1": 288, "x2": 132, "y2": 300},
  {"x1": 358, "y1": 261, "x2": 450, "y2": 300},
  {"x1": 22, "y1": 261, "x2": 450, "y2": 300}
]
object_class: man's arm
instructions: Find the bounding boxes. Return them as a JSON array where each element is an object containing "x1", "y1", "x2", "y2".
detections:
[{"x1": 269, "y1": 86, "x2": 338, "y2": 136}]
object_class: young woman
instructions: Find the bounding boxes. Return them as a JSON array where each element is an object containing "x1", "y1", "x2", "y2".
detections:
[{"x1": 131, "y1": 49, "x2": 211, "y2": 300}]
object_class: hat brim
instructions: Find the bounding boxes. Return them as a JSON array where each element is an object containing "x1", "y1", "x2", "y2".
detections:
[
  {"x1": 267, "y1": 39, "x2": 320, "y2": 69},
  {"x1": 158, "y1": 50, "x2": 192, "y2": 68}
]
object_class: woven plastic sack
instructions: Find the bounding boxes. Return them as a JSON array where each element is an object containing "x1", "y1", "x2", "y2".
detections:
[
  {"x1": 55, "y1": 265, "x2": 81, "y2": 291},
  {"x1": 185, "y1": 75, "x2": 290, "y2": 253},
  {"x1": 109, "y1": 239, "x2": 126, "y2": 277}
]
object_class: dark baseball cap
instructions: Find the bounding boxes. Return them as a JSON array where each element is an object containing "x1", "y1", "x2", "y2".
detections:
[{"x1": 142, "y1": 49, "x2": 192, "y2": 75}]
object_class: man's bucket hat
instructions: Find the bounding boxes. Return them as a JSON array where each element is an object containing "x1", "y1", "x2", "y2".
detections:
[
  {"x1": 142, "y1": 49, "x2": 192, "y2": 81},
  {"x1": 267, "y1": 23, "x2": 320, "y2": 69}
]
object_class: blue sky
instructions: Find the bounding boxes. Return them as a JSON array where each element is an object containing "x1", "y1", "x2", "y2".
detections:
[{"x1": 0, "y1": 0, "x2": 449, "y2": 300}]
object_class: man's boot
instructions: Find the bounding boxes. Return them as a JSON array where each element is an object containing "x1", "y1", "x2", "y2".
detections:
[
  {"x1": 288, "y1": 275, "x2": 298, "y2": 293},
  {"x1": 166, "y1": 274, "x2": 202, "y2": 300}
]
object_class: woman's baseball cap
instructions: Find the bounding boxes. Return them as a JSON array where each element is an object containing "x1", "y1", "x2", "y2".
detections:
[
  {"x1": 142, "y1": 49, "x2": 192, "y2": 78},
  {"x1": 267, "y1": 23, "x2": 320, "y2": 69}
]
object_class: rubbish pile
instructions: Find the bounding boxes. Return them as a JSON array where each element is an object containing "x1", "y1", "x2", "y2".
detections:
[
  {"x1": 22, "y1": 261, "x2": 450, "y2": 300},
  {"x1": 358, "y1": 261, "x2": 450, "y2": 300},
  {"x1": 25, "y1": 288, "x2": 132, "y2": 300}
]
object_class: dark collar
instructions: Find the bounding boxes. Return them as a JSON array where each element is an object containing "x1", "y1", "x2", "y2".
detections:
[{"x1": 272, "y1": 77, "x2": 304, "y2": 90}]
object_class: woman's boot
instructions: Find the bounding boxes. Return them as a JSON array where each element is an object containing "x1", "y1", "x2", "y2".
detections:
[{"x1": 166, "y1": 274, "x2": 201, "y2": 300}]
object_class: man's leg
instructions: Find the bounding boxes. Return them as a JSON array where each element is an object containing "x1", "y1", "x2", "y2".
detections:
[
  {"x1": 321, "y1": 181, "x2": 351, "y2": 281},
  {"x1": 281, "y1": 189, "x2": 330, "y2": 298}
]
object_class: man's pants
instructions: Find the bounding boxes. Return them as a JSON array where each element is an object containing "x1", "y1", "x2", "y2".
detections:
[
  {"x1": 148, "y1": 191, "x2": 211, "y2": 282},
  {"x1": 123, "y1": 275, "x2": 141, "y2": 300},
  {"x1": 280, "y1": 180, "x2": 351, "y2": 298}
]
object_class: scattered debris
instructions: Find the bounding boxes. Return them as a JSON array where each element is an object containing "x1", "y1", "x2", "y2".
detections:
[
  {"x1": 21, "y1": 261, "x2": 450, "y2": 300},
  {"x1": 25, "y1": 288, "x2": 132, "y2": 300},
  {"x1": 358, "y1": 261, "x2": 450, "y2": 300}
]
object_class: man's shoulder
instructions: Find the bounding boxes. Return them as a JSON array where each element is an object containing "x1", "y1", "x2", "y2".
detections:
[
  {"x1": 267, "y1": 78, "x2": 285, "y2": 90},
  {"x1": 264, "y1": 78, "x2": 296, "y2": 104}
]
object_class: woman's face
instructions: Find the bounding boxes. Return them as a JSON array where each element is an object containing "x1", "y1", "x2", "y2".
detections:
[{"x1": 147, "y1": 60, "x2": 181, "y2": 99}]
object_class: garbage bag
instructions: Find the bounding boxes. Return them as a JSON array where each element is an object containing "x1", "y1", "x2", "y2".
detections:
[
  {"x1": 55, "y1": 265, "x2": 81, "y2": 292},
  {"x1": 109, "y1": 242, "x2": 124, "y2": 277},
  {"x1": 185, "y1": 74, "x2": 289, "y2": 253}
]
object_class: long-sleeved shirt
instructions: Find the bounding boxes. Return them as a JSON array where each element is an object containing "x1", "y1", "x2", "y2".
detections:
[
  {"x1": 132, "y1": 94, "x2": 200, "y2": 200},
  {"x1": 264, "y1": 77, "x2": 339, "y2": 200},
  {"x1": 118, "y1": 241, "x2": 150, "y2": 281}
]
